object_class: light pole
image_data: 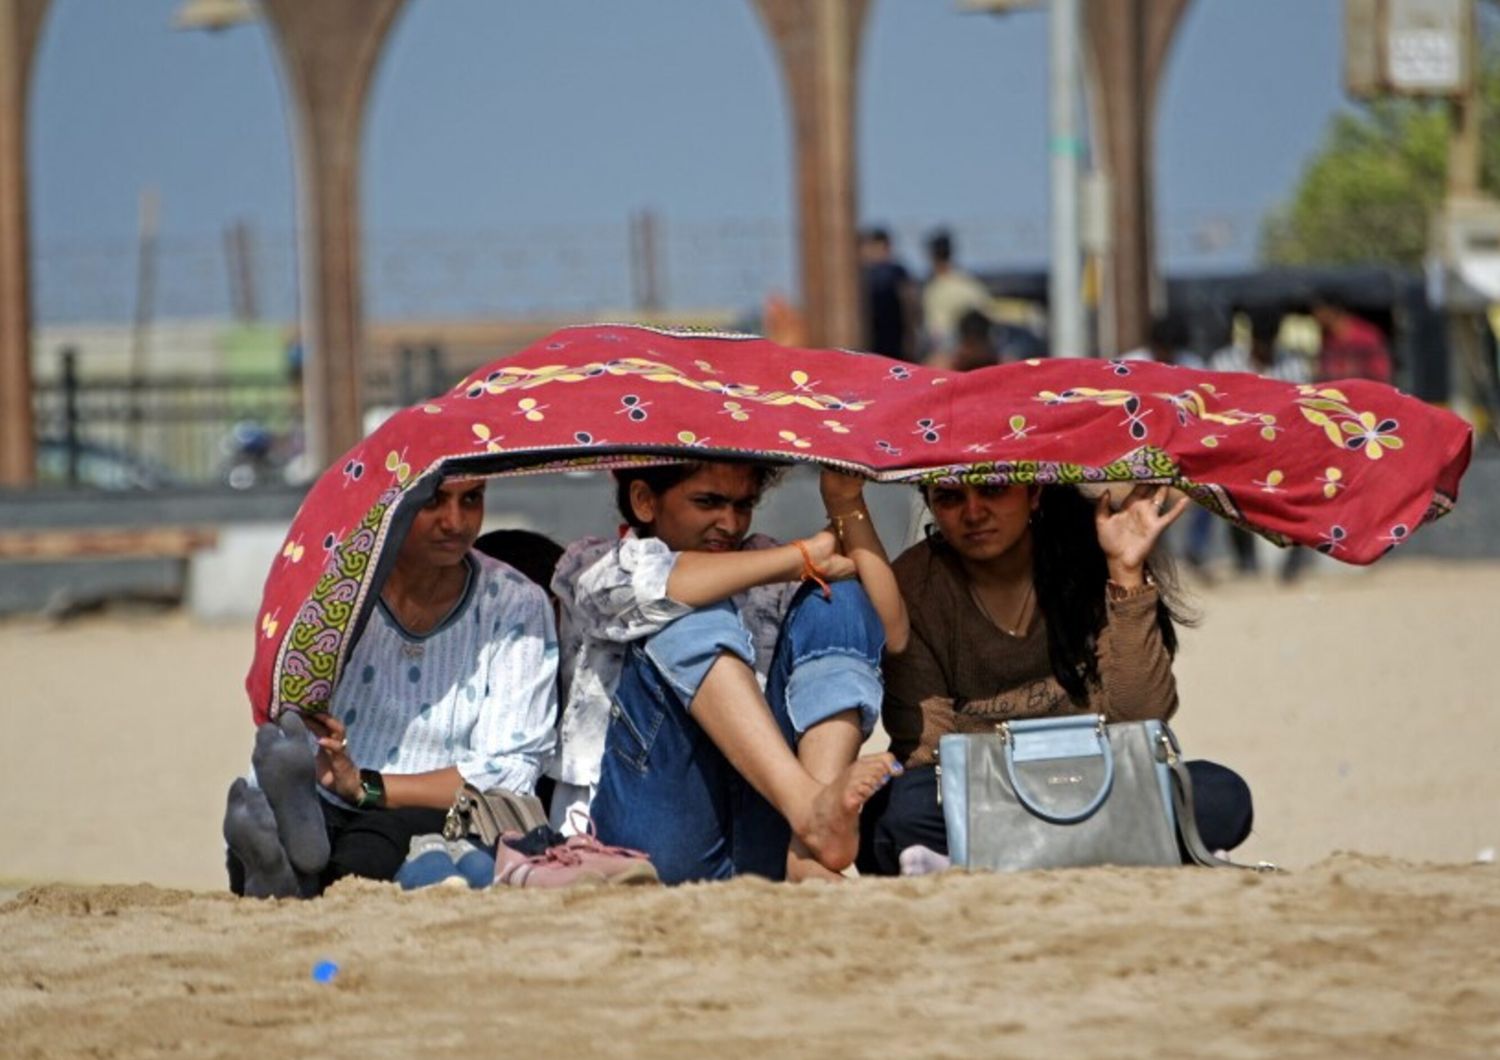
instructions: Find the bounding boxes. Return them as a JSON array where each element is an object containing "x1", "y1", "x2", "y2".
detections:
[
  {"x1": 1047, "y1": 0, "x2": 1084, "y2": 358},
  {"x1": 960, "y1": 0, "x2": 1086, "y2": 357}
]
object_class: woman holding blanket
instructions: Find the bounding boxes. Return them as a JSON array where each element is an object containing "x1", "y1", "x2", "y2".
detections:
[
  {"x1": 549, "y1": 462, "x2": 906, "y2": 884},
  {"x1": 859, "y1": 481, "x2": 1255, "y2": 876},
  {"x1": 222, "y1": 477, "x2": 559, "y2": 897}
]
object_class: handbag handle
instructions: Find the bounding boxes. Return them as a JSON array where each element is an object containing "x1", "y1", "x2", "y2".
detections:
[{"x1": 1000, "y1": 717, "x2": 1115, "y2": 824}]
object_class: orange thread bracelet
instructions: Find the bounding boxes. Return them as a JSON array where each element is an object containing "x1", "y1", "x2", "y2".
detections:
[{"x1": 794, "y1": 539, "x2": 833, "y2": 600}]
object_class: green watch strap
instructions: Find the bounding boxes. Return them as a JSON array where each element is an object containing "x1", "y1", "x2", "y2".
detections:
[{"x1": 357, "y1": 768, "x2": 385, "y2": 810}]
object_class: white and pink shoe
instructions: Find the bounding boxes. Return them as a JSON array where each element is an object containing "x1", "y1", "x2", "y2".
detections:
[{"x1": 493, "y1": 814, "x2": 659, "y2": 888}]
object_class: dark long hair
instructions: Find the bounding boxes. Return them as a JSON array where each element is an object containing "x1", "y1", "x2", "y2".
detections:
[
  {"x1": 927, "y1": 484, "x2": 1192, "y2": 704},
  {"x1": 613, "y1": 461, "x2": 784, "y2": 535},
  {"x1": 1033, "y1": 486, "x2": 1191, "y2": 702}
]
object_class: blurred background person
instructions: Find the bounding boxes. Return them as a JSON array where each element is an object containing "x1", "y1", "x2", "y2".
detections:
[
  {"x1": 1209, "y1": 307, "x2": 1309, "y2": 383},
  {"x1": 950, "y1": 308, "x2": 997, "y2": 372},
  {"x1": 951, "y1": 307, "x2": 1049, "y2": 372},
  {"x1": 1312, "y1": 292, "x2": 1392, "y2": 384},
  {"x1": 1121, "y1": 315, "x2": 1199, "y2": 367},
  {"x1": 858, "y1": 226, "x2": 919, "y2": 362},
  {"x1": 921, "y1": 227, "x2": 991, "y2": 368}
]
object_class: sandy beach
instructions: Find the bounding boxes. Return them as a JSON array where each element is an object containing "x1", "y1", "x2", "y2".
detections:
[{"x1": 3, "y1": 557, "x2": 1499, "y2": 1056}]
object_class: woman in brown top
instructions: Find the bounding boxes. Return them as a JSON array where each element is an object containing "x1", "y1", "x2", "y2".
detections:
[{"x1": 857, "y1": 482, "x2": 1253, "y2": 875}]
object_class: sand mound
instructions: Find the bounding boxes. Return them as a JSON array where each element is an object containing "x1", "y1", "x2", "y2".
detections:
[
  {"x1": 3, "y1": 858, "x2": 1499, "y2": 1058},
  {"x1": 4, "y1": 559, "x2": 1499, "y2": 1055},
  {"x1": 3, "y1": 883, "x2": 202, "y2": 917}
]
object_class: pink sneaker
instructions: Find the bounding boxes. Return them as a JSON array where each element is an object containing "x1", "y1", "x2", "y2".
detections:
[{"x1": 493, "y1": 816, "x2": 659, "y2": 889}]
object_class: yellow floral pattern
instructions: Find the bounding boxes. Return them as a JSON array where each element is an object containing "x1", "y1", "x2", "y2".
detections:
[
  {"x1": 1038, "y1": 383, "x2": 1281, "y2": 434},
  {"x1": 460, "y1": 355, "x2": 871, "y2": 415},
  {"x1": 1296, "y1": 388, "x2": 1405, "y2": 461}
]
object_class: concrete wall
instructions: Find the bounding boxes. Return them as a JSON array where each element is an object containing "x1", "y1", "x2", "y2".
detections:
[
  {"x1": 0, "y1": 469, "x2": 923, "y2": 617},
  {"x1": 2, "y1": 454, "x2": 1494, "y2": 617}
]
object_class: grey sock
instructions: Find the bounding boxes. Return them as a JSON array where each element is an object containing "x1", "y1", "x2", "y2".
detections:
[
  {"x1": 223, "y1": 778, "x2": 300, "y2": 899},
  {"x1": 251, "y1": 713, "x2": 331, "y2": 874}
]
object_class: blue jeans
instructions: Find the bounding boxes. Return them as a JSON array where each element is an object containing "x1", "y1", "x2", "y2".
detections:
[{"x1": 591, "y1": 580, "x2": 884, "y2": 884}]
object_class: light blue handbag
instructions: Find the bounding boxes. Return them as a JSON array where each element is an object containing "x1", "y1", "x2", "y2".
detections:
[{"x1": 938, "y1": 714, "x2": 1231, "y2": 871}]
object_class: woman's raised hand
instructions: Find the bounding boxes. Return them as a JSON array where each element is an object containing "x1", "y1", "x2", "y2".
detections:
[
  {"x1": 1093, "y1": 484, "x2": 1189, "y2": 586},
  {"x1": 816, "y1": 466, "x2": 909, "y2": 654},
  {"x1": 819, "y1": 467, "x2": 868, "y2": 511}
]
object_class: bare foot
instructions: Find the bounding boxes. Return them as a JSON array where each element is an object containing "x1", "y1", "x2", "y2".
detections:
[
  {"x1": 796, "y1": 753, "x2": 898, "y2": 872},
  {"x1": 786, "y1": 839, "x2": 845, "y2": 884}
]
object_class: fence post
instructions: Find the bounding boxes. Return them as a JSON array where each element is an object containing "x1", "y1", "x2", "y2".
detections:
[
  {"x1": 60, "y1": 345, "x2": 79, "y2": 487},
  {"x1": 398, "y1": 344, "x2": 415, "y2": 406},
  {"x1": 630, "y1": 210, "x2": 663, "y2": 313},
  {"x1": 425, "y1": 343, "x2": 445, "y2": 400}
]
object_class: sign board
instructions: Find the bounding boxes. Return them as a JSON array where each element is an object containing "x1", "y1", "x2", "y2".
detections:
[
  {"x1": 1345, "y1": 0, "x2": 1472, "y2": 98},
  {"x1": 1388, "y1": 0, "x2": 1468, "y2": 92}
]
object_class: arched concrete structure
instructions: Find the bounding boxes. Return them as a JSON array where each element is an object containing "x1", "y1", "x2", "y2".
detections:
[
  {"x1": 752, "y1": 0, "x2": 870, "y2": 350},
  {"x1": 1, "y1": 1, "x2": 1192, "y2": 487},
  {"x1": 258, "y1": 0, "x2": 406, "y2": 469},
  {"x1": 1085, "y1": 0, "x2": 1192, "y2": 356},
  {"x1": 0, "y1": 0, "x2": 50, "y2": 487}
]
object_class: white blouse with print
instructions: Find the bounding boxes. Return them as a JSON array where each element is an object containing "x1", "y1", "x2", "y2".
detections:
[{"x1": 548, "y1": 530, "x2": 797, "y2": 790}]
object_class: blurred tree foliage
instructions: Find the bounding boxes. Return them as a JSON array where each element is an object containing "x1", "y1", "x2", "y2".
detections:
[{"x1": 1261, "y1": 3, "x2": 1500, "y2": 266}]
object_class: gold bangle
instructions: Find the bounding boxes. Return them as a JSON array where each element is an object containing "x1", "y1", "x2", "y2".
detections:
[{"x1": 827, "y1": 507, "x2": 869, "y2": 541}]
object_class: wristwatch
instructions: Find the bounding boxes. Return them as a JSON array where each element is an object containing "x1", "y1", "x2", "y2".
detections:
[{"x1": 356, "y1": 768, "x2": 386, "y2": 810}]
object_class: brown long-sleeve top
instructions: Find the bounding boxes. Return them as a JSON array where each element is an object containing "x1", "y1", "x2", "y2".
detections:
[{"x1": 883, "y1": 539, "x2": 1178, "y2": 769}]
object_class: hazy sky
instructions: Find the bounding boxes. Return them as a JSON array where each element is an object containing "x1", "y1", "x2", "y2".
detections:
[{"x1": 27, "y1": 0, "x2": 1350, "y2": 322}]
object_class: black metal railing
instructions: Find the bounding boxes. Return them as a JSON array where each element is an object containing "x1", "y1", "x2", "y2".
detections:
[{"x1": 31, "y1": 345, "x2": 454, "y2": 489}]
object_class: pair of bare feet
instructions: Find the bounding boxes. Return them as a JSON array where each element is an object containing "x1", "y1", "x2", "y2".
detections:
[
  {"x1": 222, "y1": 713, "x2": 331, "y2": 898},
  {"x1": 786, "y1": 753, "x2": 899, "y2": 883}
]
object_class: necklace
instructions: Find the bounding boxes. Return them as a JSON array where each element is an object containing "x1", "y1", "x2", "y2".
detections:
[
  {"x1": 382, "y1": 560, "x2": 472, "y2": 642},
  {"x1": 969, "y1": 580, "x2": 1035, "y2": 637}
]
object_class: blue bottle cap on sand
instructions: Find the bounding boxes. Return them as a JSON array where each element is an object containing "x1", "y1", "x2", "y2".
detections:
[{"x1": 311, "y1": 960, "x2": 339, "y2": 983}]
